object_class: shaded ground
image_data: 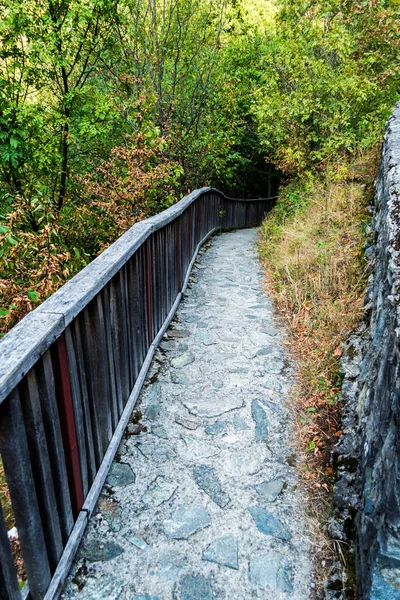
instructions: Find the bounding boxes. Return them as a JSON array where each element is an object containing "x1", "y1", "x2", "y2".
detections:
[{"x1": 64, "y1": 229, "x2": 311, "y2": 599}]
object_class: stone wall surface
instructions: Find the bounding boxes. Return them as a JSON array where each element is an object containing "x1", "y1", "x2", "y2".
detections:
[{"x1": 336, "y1": 102, "x2": 400, "y2": 600}]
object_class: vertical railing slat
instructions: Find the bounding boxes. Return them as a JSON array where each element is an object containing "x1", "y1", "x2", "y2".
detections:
[
  {"x1": 145, "y1": 238, "x2": 153, "y2": 346},
  {"x1": 152, "y1": 232, "x2": 161, "y2": 335},
  {"x1": 81, "y1": 303, "x2": 109, "y2": 464},
  {"x1": 102, "y1": 286, "x2": 120, "y2": 430},
  {"x1": 0, "y1": 501, "x2": 21, "y2": 600},
  {"x1": 109, "y1": 277, "x2": 126, "y2": 416},
  {"x1": 128, "y1": 248, "x2": 147, "y2": 381},
  {"x1": 63, "y1": 329, "x2": 90, "y2": 500},
  {"x1": 0, "y1": 389, "x2": 52, "y2": 599},
  {"x1": 51, "y1": 335, "x2": 84, "y2": 518},
  {"x1": 69, "y1": 321, "x2": 97, "y2": 485},
  {"x1": 37, "y1": 352, "x2": 74, "y2": 544},
  {"x1": 108, "y1": 278, "x2": 124, "y2": 424},
  {"x1": 93, "y1": 295, "x2": 113, "y2": 450},
  {"x1": 121, "y1": 262, "x2": 135, "y2": 390},
  {"x1": 177, "y1": 216, "x2": 182, "y2": 290},
  {"x1": 21, "y1": 371, "x2": 64, "y2": 572}
]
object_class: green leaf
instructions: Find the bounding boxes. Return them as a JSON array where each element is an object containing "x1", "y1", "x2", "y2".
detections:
[
  {"x1": 306, "y1": 440, "x2": 316, "y2": 451},
  {"x1": 0, "y1": 225, "x2": 10, "y2": 233},
  {"x1": 6, "y1": 234, "x2": 18, "y2": 245},
  {"x1": 0, "y1": 308, "x2": 10, "y2": 317},
  {"x1": 27, "y1": 290, "x2": 39, "y2": 302}
]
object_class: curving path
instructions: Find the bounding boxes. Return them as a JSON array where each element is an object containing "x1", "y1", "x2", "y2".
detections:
[{"x1": 64, "y1": 229, "x2": 311, "y2": 600}]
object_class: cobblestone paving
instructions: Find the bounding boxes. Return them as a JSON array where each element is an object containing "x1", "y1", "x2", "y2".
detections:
[{"x1": 64, "y1": 229, "x2": 311, "y2": 600}]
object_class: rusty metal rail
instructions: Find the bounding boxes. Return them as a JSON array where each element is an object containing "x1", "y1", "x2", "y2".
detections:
[{"x1": 0, "y1": 188, "x2": 275, "y2": 600}]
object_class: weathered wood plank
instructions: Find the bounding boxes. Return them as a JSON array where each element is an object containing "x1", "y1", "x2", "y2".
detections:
[
  {"x1": 35, "y1": 221, "x2": 154, "y2": 327},
  {"x1": 94, "y1": 294, "x2": 113, "y2": 447},
  {"x1": 177, "y1": 216, "x2": 182, "y2": 290},
  {"x1": 128, "y1": 248, "x2": 147, "y2": 384},
  {"x1": 145, "y1": 237, "x2": 153, "y2": 347},
  {"x1": 51, "y1": 336, "x2": 84, "y2": 518},
  {"x1": 0, "y1": 501, "x2": 21, "y2": 600},
  {"x1": 63, "y1": 329, "x2": 90, "y2": 500},
  {"x1": 37, "y1": 352, "x2": 74, "y2": 544},
  {"x1": 69, "y1": 320, "x2": 97, "y2": 484},
  {"x1": 0, "y1": 313, "x2": 64, "y2": 404},
  {"x1": 167, "y1": 223, "x2": 175, "y2": 307},
  {"x1": 21, "y1": 371, "x2": 64, "y2": 572},
  {"x1": 82, "y1": 301, "x2": 111, "y2": 468},
  {"x1": 101, "y1": 286, "x2": 120, "y2": 430},
  {"x1": 0, "y1": 390, "x2": 52, "y2": 598},
  {"x1": 155, "y1": 229, "x2": 163, "y2": 331},
  {"x1": 118, "y1": 266, "x2": 133, "y2": 400},
  {"x1": 120, "y1": 263, "x2": 135, "y2": 392},
  {"x1": 108, "y1": 277, "x2": 125, "y2": 416},
  {"x1": 43, "y1": 512, "x2": 87, "y2": 600},
  {"x1": 144, "y1": 187, "x2": 210, "y2": 230}
]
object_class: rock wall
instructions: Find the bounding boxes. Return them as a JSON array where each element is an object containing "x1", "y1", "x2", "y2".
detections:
[{"x1": 336, "y1": 102, "x2": 400, "y2": 600}]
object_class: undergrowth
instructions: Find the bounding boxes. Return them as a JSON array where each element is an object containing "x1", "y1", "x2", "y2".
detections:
[
  {"x1": 0, "y1": 455, "x2": 13, "y2": 529},
  {"x1": 258, "y1": 150, "x2": 380, "y2": 594}
]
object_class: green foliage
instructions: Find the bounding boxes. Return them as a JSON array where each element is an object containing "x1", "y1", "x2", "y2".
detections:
[
  {"x1": 27, "y1": 290, "x2": 39, "y2": 302},
  {"x1": 253, "y1": 0, "x2": 400, "y2": 175},
  {"x1": 1, "y1": 0, "x2": 400, "y2": 335},
  {"x1": 0, "y1": 0, "x2": 267, "y2": 334}
]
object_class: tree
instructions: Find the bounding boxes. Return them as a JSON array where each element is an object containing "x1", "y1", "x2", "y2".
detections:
[
  {"x1": 253, "y1": 0, "x2": 400, "y2": 175},
  {"x1": 0, "y1": 0, "x2": 117, "y2": 211}
]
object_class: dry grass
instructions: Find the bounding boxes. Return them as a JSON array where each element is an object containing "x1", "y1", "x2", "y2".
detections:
[
  {"x1": 0, "y1": 456, "x2": 25, "y2": 585},
  {"x1": 261, "y1": 177, "x2": 366, "y2": 375},
  {"x1": 0, "y1": 455, "x2": 14, "y2": 530},
  {"x1": 258, "y1": 151, "x2": 379, "y2": 594}
]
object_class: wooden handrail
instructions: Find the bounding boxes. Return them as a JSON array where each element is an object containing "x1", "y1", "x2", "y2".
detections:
[
  {"x1": 0, "y1": 188, "x2": 275, "y2": 600},
  {"x1": 0, "y1": 189, "x2": 276, "y2": 404}
]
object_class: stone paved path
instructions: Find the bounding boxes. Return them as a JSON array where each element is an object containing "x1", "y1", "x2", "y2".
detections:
[{"x1": 64, "y1": 229, "x2": 311, "y2": 600}]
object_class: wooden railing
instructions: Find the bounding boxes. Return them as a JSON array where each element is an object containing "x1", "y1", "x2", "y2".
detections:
[{"x1": 0, "y1": 188, "x2": 275, "y2": 600}]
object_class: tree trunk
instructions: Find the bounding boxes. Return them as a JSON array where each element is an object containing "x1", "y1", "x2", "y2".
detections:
[
  {"x1": 58, "y1": 117, "x2": 69, "y2": 212},
  {"x1": 58, "y1": 65, "x2": 69, "y2": 212}
]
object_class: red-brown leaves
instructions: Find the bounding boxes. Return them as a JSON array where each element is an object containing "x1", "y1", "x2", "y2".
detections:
[{"x1": 82, "y1": 133, "x2": 182, "y2": 243}]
